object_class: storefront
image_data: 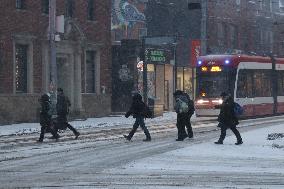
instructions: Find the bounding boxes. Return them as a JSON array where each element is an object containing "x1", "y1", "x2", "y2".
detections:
[
  {"x1": 137, "y1": 49, "x2": 174, "y2": 115},
  {"x1": 176, "y1": 67, "x2": 195, "y2": 99}
]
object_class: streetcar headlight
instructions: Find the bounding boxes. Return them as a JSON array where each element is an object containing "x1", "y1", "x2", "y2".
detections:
[
  {"x1": 197, "y1": 99, "x2": 209, "y2": 104},
  {"x1": 212, "y1": 99, "x2": 223, "y2": 104}
]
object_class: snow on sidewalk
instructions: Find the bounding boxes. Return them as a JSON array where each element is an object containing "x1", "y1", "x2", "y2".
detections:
[
  {"x1": 110, "y1": 123, "x2": 284, "y2": 175},
  {"x1": 0, "y1": 112, "x2": 217, "y2": 137},
  {"x1": 0, "y1": 112, "x2": 180, "y2": 136}
]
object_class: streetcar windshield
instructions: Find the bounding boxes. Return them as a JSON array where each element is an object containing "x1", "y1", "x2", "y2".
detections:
[{"x1": 197, "y1": 70, "x2": 234, "y2": 98}]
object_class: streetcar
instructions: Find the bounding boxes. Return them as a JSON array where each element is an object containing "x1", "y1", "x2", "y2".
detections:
[{"x1": 195, "y1": 54, "x2": 284, "y2": 117}]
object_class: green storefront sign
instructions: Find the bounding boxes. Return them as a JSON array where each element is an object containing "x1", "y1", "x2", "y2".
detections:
[{"x1": 146, "y1": 49, "x2": 166, "y2": 63}]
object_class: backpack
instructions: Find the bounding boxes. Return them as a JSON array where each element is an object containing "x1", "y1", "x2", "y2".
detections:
[
  {"x1": 175, "y1": 97, "x2": 189, "y2": 113},
  {"x1": 233, "y1": 102, "x2": 244, "y2": 117},
  {"x1": 188, "y1": 99, "x2": 195, "y2": 115},
  {"x1": 144, "y1": 104, "x2": 153, "y2": 118}
]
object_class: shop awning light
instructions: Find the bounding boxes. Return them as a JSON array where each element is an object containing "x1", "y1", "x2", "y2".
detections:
[
  {"x1": 198, "y1": 60, "x2": 202, "y2": 65},
  {"x1": 225, "y1": 59, "x2": 230, "y2": 64}
]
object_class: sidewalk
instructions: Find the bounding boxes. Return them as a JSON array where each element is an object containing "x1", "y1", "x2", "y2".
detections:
[{"x1": 0, "y1": 112, "x2": 216, "y2": 137}]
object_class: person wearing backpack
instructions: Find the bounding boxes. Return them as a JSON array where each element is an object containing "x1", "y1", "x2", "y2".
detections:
[
  {"x1": 184, "y1": 92, "x2": 195, "y2": 138},
  {"x1": 123, "y1": 93, "x2": 151, "y2": 141},
  {"x1": 55, "y1": 88, "x2": 80, "y2": 139},
  {"x1": 214, "y1": 92, "x2": 243, "y2": 145},
  {"x1": 174, "y1": 90, "x2": 189, "y2": 141},
  {"x1": 38, "y1": 93, "x2": 60, "y2": 142}
]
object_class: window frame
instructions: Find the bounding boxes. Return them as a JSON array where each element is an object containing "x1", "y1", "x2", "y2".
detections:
[
  {"x1": 16, "y1": 0, "x2": 26, "y2": 10},
  {"x1": 87, "y1": 0, "x2": 95, "y2": 21},
  {"x1": 85, "y1": 50, "x2": 96, "y2": 93},
  {"x1": 13, "y1": 35, "x2": 34, "y2": 94},
  {"x1": 65, "y1": 0, "x2": 74, "y2": 18},
  {"x1": 15, "y1": 44, "x2": 28, "y2": 93},
  {"x1": 277, "y1": 70, "x2": 284, "y2": 96},
  {"x1": 41, "y1": 0, "x2": 49, "y2": 14},
  {"x1": 237, "y1": 69, "x2": 272, "y2": 98}
]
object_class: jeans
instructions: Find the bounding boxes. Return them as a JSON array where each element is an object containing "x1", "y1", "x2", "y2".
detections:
[
  {"x1": 218, "y1": 122, "x2": 242, "y2": 142},
  {"x1": 128, "y1": 116, "x2": 151, "y2": 139}
]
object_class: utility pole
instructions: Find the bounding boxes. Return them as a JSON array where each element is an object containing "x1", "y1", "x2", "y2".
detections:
[
  {"x1": 200, "y1": 0, "x2": 207, "y2": 55},
  {"x1": 141, "y1": 37, "x2": 148, "y2": 104},
  {"x1": 49, "y1": 0, "x2": 57, "y2": 116}
]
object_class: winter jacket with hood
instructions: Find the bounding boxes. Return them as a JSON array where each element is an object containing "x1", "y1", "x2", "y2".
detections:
[
  {"x1": 217, "y1": 96, "x2": 239, "y2": 127},
  {"x1": 125, "y1": 94, "x2": 146, "y2": 118}
]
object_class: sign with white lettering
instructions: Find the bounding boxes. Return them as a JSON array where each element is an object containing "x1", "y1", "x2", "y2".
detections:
[{"x1": 145, "y1": 49, "x2": 167, "y2": 64}]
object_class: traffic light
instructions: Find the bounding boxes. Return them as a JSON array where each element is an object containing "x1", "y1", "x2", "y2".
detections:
[{"x1": 188, "y1": 3, "x2": 201, "y2": 10}]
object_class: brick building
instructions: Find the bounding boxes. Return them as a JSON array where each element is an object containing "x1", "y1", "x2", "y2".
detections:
[
  {"x1": 146, "y1": 0, "x2": 284, "y2": 99},
  {"x1": 0, "y1": 0, "x2": 112, "y2": 124}
]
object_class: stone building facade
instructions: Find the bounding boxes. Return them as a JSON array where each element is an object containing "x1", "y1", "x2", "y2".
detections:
[{"x1": 0, "y1": 0, "x2": 112, "y2": 124}]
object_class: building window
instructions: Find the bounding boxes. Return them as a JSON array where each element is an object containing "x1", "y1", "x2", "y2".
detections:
[
  {"x1": 87, "y1": 0, "x2": 95, "y2": 20},
  {"x1": 42, "y1": 0, "x2": 49, "y2": 14},
  {"x1": 65, "y1": 0, "x2": 74, "y2": 18},
  {"x1": 15, "y1": 44, "x2": 28, "y2": 93},
  {"x1": 139, "y1": 28, "x2": 147, "y2": 39},
  {"x1": 16, "y1": 0, "x2": 26, "y2": 9},
  {"x1": 86, "y1": 51, "x2": 96, "y2": 93}
]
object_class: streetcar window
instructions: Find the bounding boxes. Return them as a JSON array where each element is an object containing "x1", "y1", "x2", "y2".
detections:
[
  {"x1": 197, "y1": 72, "x2": 230, "y2": 98},
  {"x1": 237, "y1": 69, "x2": 253, "y2": 98},
  {"x1": 253, "y1": 70, "x2": 272, "y2": 97},
  {"x1": 237, "y1": 69, "x2": 272, "y2": 98},
  {"x1": 277, "y1": 71, "x2": 284, "y2": 96}
]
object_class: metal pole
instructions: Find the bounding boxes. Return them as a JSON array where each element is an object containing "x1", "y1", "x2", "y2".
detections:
[
  {"x1": 49, "y1": 0, "x2": 57, "y2": 116},
  {"x1": 201, "y1": 0, "x2": 207, "y2": 55},
  {"x1": 141, "y1": 37, "x2": 148, "y2": 104},
  {"x1": 173, "y1": 43, "x2": 177, "y2": 91}
]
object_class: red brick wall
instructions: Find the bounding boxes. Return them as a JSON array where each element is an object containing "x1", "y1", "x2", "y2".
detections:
[
  {"x1": 0, "y1": 0, "x2": 112, "y2": 123},
  {"x1": 0, "y1": 0, "x2": 111, "y2": 94}
]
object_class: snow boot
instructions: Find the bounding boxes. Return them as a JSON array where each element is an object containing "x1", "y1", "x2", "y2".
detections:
[
  {"x1": 214, "y1": 141, "x2": 223, "y2": 144},
  {"x1": 235, "y1": 140, "x2": 243, "y2": 145},
  {"x1": 123, "y1": 135, "x2": 131, "y2": 141}
]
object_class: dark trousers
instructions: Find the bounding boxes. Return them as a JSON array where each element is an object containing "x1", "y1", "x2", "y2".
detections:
[
  {"x1": 55, "y1": 122, "x2": 79, "y2": 136},
  {"x1": 176, "y1": 113, "x2": 188, "y2": 139},
  {"x1": 128, "y1": 116, "x2": 151, "y2": 139},
  {"x1": 56, "y1": 115, "x2": 79, "y2": 136},
  {"x1": 39, "y1": 123, "x2": 59, "y2": 141},
  {"x1": 218, "y1": 123, "x2": 242, "y2": 142},
  {"x1": 185, "y1": 114, "x2": 193, "y2": 137}
]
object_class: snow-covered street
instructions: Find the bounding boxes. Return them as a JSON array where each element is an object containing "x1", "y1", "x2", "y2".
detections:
[{"x1": 0, "y1": 114, "x2": 283, "y2": 188}]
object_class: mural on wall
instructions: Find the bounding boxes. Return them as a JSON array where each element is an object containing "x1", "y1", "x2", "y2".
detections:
[{"x1": 112, "y1": 0, "x2": 147, "y2": 39}]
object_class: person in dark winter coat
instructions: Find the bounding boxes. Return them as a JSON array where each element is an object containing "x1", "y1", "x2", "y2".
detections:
[
  {"x1": 38, "y1": 93, "x2": 60, "y2": 142},
  {"x1": 123, "y1": 93, "x2": 151, "y2": 141},
  {"x1": 174, "y1": 90, "x2": 190, "y2": 141},
  {"x1": 184, "y1": 92, "x2": 195, "y2": 138},
  {"x1": 214, "y1": 92, "x2": 243, "y2": 145},
  {"x1": 55, "y1": 88, "x2": 80, "y2": 139}
]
